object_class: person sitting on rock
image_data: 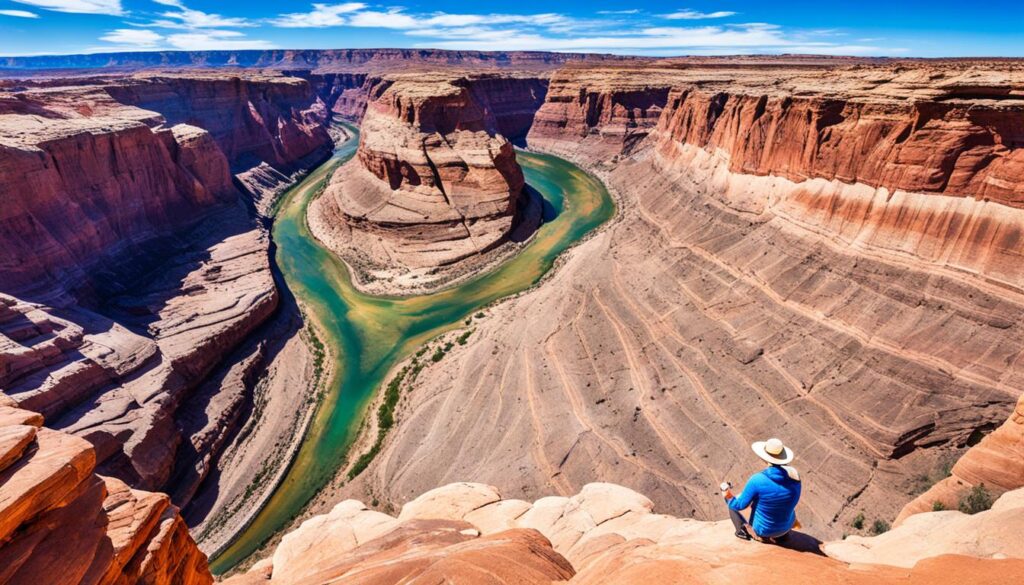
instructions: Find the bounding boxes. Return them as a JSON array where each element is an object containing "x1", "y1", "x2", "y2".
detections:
[{"x1": 721, "y1": 437, "x2": 802, "y2": 543}]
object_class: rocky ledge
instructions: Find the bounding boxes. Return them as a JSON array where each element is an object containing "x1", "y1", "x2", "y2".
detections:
[
  {"x1": 0, "y1": 400, "x2": 212, "y2": 584},
  {"x1": 225, "y1": 477, "x2": 1024, "y2": 584}
]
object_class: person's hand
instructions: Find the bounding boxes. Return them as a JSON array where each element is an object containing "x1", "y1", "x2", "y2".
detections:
[{"x1": 720, "y1": 481, "x2": 731, "y2": 492}]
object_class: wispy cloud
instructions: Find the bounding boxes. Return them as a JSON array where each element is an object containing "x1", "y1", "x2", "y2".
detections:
[
  {"x1": 142, "y1": 0, "x2": 254, "y2": 29},
  {"x1": 85, "y1": 2, "x2": 901, "y2": 58},
  {"x1": 100, "y1": 28, "x2": 162, "y2": 46},
  {"x1": 165, "y1": 30, "x2": 275, "y2": 50},
  {"x1": 662, "y1": 9, "x2": 737, "y2": 20},
  {"x1": 0, "y1": 9, "x2": 39, "y2": 18},
  {"x1": 96, "y1": 0, "x2": 274, "y2": 51},
  {"x1": 10, "y1": 0, "x2": 122, "y2": 15},
  {"x1": 270, "y1": 2, "x2": 366, "y2": 28}
]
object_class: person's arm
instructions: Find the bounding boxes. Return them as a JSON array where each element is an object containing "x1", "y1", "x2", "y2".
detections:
[{"x1": 726, "y1": 476, "x2": 758, "y2": 511}]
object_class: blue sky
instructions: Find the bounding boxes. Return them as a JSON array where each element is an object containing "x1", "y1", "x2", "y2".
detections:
[{"x1": 1, "y1": 1, "x2": 1022, "y2": 57}]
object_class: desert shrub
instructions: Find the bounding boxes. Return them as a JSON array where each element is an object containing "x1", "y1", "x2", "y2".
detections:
[
  {"x1": 851, "y1": 512, "x2": 865, "y2": 530},
  {"x1": 959, "y1": 484, "x2": 993, "y2": 515},
  {"x1": 932, "y1": 501, "x2": 946, "y2": 512},
  {"x1": 871, "y1": 519, "x2": 890, "y2": 535}
]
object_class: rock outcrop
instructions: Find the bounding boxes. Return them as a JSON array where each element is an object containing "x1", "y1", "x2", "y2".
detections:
[
  {"x1": 308, "y1": 73, "x2": 542, "y2": 291},
  {"x1": 896, "y1": 392, "x2": 1024, "y2": 524},
  {"x1": 0, "y1": 403, "x2": 213, "y2": 584},
  {"x1": 346, "y1": 60, "x2": 1024, "y2": 538},
  {"x1": 0, "y1": 71, "x2": 330, "y2": 515},
  {"x1": 528, "y1": 64, "x2": 671, "y2": 157},
  {"x1": 225, "y1": 481, "x2": 1024, "y2": 584}
]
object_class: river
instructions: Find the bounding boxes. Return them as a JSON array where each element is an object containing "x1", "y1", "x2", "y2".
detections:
[{"x1": 210, "y1": 125, "x2": 615, "y2": 573}]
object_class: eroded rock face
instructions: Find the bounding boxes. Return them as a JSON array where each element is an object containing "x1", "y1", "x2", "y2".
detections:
[
  {"x1": 528, "y1": 65, "x2": 672, "y2": 158},
  {"x1": 309, "y1": 73, "x2": 538, "y2": 287},
  {"x1": 0, "y1": 405, "x2": 213, "y2": 585},
  {"x1": 0, "y1": 72, "x2": 330, "y2": 506},
  {"x1": 226, "y1": 481, "x2": 1024, "y2": 585},
  {"x1": 897, "y1": 393, "x2": 1024, "y2": 523},
  {"x1": 345, "y1": 60, "x2": 1024, "y2": 538}
]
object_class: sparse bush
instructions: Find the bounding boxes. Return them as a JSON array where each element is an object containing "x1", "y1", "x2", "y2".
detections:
[
  {"x1": 871, "y1": 519, "x2": 890, "y2": 535},
  {"x1": 959, "y1": 484, "x2": 993, "y2": 515},
  {"x1": 932, "y1": 501, "x2": 946, "y2": 512},
  {"x1": 851, "y1": 512, "x2": 865, "y2": 530},
  {"x1": 431, "y1": 347, "x2": 445, "y2": 362}
]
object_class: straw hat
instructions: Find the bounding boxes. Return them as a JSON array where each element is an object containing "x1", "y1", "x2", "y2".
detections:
[{"x1": 752, "y1": 438, "x2": 794, "y2": 465}]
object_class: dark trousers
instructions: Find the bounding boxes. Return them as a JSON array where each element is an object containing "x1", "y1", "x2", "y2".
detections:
[
  {"x1": 729, "y1": 507, "x2": 749, "y2": 534},
  {"x1": 728, "y1": 505, "x2": 792, "y2": 541}
]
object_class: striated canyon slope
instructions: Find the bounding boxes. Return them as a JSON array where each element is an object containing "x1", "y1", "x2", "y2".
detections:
[
  {"x1": 0, "y1": 399, "x2": 212, "y2": 584},
  {"x1": 0, "y1": 70, "x2": 332, "y2": 536},
  {"x1": 308, "y1": 72, "x2": 547, "y2": 293},
  {"x1": 341, "y1": 59, "x2": 1024, "y2": 538}
]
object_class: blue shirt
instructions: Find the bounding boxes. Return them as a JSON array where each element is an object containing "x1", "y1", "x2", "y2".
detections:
[{"x1": 728, "y1": 466, "x2": 801, "y2": 537}]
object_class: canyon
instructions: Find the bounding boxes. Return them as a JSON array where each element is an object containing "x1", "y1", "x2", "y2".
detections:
[
  {"x1": 0, "y1": 70, "x2": 334, "y2": 555},
  {"x1": 1, "y1": 49, "x2": 1023, "y2": 583},
  {"x1": 338, "y1": 59, "x2": 1024, "y2": 540}
]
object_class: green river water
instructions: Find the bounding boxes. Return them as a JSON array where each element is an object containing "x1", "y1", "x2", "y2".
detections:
[{"x1": 210, "y1": 125, "x2": 615, "y2": 573}]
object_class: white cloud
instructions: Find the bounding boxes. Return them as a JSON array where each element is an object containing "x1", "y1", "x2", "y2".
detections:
[
  {"x1": 146, "y1": 1, "x2": 254, "y2": 29},
  {"x1": 409, "y1": 22, "x2": 897, "y2": 56},
  {"x1": 269, "y1": 5, "x2": 572, "y2": 30},
  {"x1": 270, "y1": 2, "x2": 366, "y2": 28},
  {"x1": 662, "y1": 9, "x2": 737, "y2": 20},
  {"x1": 100, "y1": 28, "x2": 163, "y2": 46},
  {"x1": 0, "y1": 9, "x2": 39, "y2": 17},
  {"x1": 165, "y1": 29, "x2": 275, "y2": 50},
  {"x1": 10, "y1": 0, "x2": 122, "y2": 15},
  {"x1": 597, "y1": 9, "x2": 640, "y2": 14}
]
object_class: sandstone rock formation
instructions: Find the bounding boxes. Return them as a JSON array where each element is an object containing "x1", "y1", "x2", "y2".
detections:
[
  {"x1": 226, "y1": 481, "x2": 1024, "y2": 584},
  {"x1": 344, "y1": 60, "x2": 1024, "y2": 537},
  {"x1": 0, "y1": 71, "x2": 331, "y2": 524},
  {"x1": 308, "y1": 73, "x2": 542, "y2": 291},
  {"x1": 896, "y1": 392, "x2": 1024, "y2": 523},
  {"x1": 0, "y1": 404, "x2": 213, "y2": 584}
]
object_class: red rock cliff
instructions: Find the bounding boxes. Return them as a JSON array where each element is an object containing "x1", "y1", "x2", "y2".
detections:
[
  {"x1": 105, "y1": 73, "x2": 332, "y2": 173},
  {"x1": 0, "y1": 72, "x2": 330, "y2": 498},
  {"x1": 0, "y1": 400, "x2": 213, "y2": 584},
  {"x1": 308, "y1": 73, "x2": 538, "y2": 287}
]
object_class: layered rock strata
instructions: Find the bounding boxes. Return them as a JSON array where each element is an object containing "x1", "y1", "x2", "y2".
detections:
[
  {"x1": 896, "y1": 392, "x2": 1024, "y2": 523},
  {"x1": 105, "y1": 74, "x2": 332, "y2": 210},
  {"x1": 226, "y1": 481, "x2": 1024, "y2": 584},
  {"x1": 309, "y1": 73, "x2": 539, "y2": 291},
  {"x1": 0, "y1": 72, "x2": 330, "y2": 517},
  {"x1": 0, "y1": 403, "x2": 213, "y2": 584},
  {"x1": 344, "y1": 61, "x2": 1024, "y2": 537}
]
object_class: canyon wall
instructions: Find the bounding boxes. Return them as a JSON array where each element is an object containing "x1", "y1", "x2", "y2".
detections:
[
  {"x1": 106, "y1": 74, "x2": 332, "y2": 174},
  {"x1": 528, "y1": 65, "x2": 672, "y2": 156},
  {"x1": 308, "y1": 73, "x2": 544, "y2": 292},
  {"x1": 0, "y1": 72, "x2": 331, "y2": 517},
  {"x1": 0, "y1": 48, "x2": 626, "y2": 73},
  {"x1": 344, "y1": 61, "x2": 1024, "y2": 538},
  {"x1": 896, "y1": 392, "x2": 1024, "y2": 523},
  {"x1": 0, "y1": 400, "x2": 213, "y2": 584}
]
